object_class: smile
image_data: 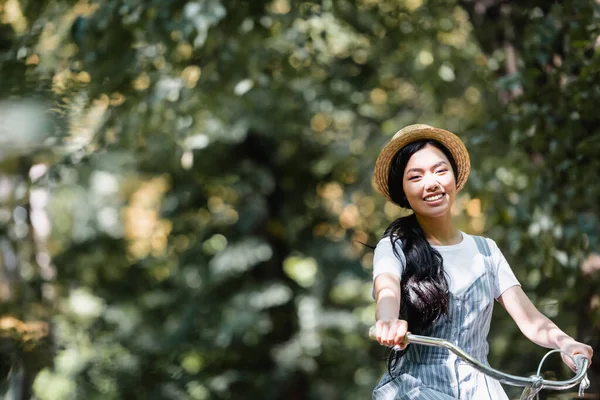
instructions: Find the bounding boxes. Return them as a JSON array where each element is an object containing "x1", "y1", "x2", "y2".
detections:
[{"x1": 424, "y1": 194, "x2": 444, "y2": 202}]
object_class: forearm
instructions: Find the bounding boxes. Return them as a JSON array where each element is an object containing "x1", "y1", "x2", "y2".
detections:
[
  {"x1": 519, "y1": 311, "x2": 593, "y2": 371},
  {"x1": 518, "y1": 312, "x2": 573, "y2": 349},
  {"x1": 374, "y1": 273, "x2": 401, "y2": 322},
  {"x1": 376, "y1": 287, "x2": 400, "y2": 321},
  {"x1": 500, "y1": 286, "x2": 576, "y2": 349}
]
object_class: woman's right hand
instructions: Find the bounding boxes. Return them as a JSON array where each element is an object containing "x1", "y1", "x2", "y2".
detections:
[{"x1": 375, "y1": 319, "x2": 409, "y2": 350}]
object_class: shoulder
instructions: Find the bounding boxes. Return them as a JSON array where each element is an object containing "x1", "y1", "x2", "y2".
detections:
[
  {"x1": 461, "y1": 233, "x2": 502, "y2": 254},
  {"x1": 372, "y1": 236, "x2": 406, "y2": 279},
  {"x1": 375, "y1": 236, "x2": 401, "y2": 250},
  {"x1": 483, "y1": 236, "x2": 503, "y2": 255},
  {"x1": 463, "y1": 234, "x2": 507, "y2": 271},
  {"x1": 374, "y1": 236, "x2": 405, "y2": 258},
  {"x1": 375, "y1": 235, "x2": 403, "y2": 249}
]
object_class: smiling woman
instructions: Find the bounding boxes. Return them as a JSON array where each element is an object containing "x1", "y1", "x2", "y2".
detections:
[{"x1": 368, "y1": 124, "x2": 593, "y2": 400}]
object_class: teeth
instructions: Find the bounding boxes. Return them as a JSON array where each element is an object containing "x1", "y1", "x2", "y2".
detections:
[{"x1": 425, "y1": 194, "x2": 444, "y2": 201}]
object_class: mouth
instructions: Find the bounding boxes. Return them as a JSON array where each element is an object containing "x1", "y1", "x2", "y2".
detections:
[{"x1": 423, "y1": 193, "x2": 445, "y2": 202}]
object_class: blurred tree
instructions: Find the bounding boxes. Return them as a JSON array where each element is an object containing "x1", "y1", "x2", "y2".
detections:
[{"x1": 0, "y1": 0, "x2": 598, "y2": 399}]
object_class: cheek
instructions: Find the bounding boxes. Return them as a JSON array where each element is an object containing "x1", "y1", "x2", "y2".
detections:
[
  {"x1": 441, "y1": 174, "x2": 457, "y2": 189},
  {"x1": 403, "y1": 182, "x2": 419, "y2": 198}
]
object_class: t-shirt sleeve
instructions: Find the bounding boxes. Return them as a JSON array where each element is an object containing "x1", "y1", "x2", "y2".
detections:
[
  {"x1": 372, "y1": 237, "x2": 406, "y2": 281},
  {"x1": 371, "y1": 237, "x2": 406, "y2": 299},
  {"x1": 486, "y1": 238, "x2": 520, "y2": 299}
]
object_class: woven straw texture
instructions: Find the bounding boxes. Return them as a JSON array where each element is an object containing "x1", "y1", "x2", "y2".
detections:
[{"x1": 374, "y1": 124, "x2": 470, "y2": 204}]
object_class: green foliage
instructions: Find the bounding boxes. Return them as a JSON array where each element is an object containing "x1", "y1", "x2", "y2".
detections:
[
  {"x1": 464, "y1": 2, "x2": 600, "y2": 396},
  {"x1": 0, "y1": 0, "x2": 598, "y2": 399}
]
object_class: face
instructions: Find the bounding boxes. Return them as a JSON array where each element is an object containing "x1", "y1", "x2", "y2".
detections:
[{"x1": 402, "y1": 144, "x2": 457, "y2": 218}]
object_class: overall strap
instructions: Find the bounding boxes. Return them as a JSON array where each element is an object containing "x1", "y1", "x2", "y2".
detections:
[
  {"x1": 472, "y1": 235, "x2": 491, "y2": 257},
  {"x1": 472, "y1": 235, "x2": 492, "y2": 273}
]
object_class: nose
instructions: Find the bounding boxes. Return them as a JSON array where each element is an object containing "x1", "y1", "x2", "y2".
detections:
[{"x1": 423, "y1": 174, "x2": 440, "y2": 191}]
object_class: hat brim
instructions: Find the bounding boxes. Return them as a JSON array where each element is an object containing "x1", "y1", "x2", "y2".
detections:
[{"x1": 374, "y1": 125, "x2": 470, "y2": 205}]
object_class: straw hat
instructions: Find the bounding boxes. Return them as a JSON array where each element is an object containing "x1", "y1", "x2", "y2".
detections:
[{"x1": 374, "y1": 124, "x2": 470, "y2": 204}]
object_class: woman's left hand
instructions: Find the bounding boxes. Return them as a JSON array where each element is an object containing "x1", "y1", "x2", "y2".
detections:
[{"x1": 560, "y1": 339, "x2": 593, "y2": 372}]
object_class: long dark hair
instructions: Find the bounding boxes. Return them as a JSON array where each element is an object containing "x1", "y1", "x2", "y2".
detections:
[{"x1": 384, "y1": 140, "x2": 458, "y2": 371}]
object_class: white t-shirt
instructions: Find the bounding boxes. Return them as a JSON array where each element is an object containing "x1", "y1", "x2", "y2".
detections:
[{"x1": 372, "y1": 232, "x2": 520, "y2": 299}]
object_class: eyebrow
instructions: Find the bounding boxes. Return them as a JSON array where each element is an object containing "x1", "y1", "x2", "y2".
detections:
[{"x1": 405, "y1": 161, "x2": 448, "y2": 175}]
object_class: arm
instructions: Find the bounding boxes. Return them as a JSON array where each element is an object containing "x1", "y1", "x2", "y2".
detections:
[
  {"x1": 375, "y1": 272, "x2": 401, "y2": 322},
  {"x1": 498, "y1": 285, "x2": 593, "y2": 370},
  {"x1": 373, "y1": 273, "x2": 408, "y2": 349}
]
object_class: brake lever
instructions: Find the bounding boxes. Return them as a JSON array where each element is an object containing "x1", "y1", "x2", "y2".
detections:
[
  {"x1": 578, "y1": 374, "x2": 590, "y2": 397},
  {"x1": 573, "y1": 354, "x2": 590, "y2": 398}
]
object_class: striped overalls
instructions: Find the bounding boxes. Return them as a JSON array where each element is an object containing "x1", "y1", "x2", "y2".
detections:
[{"x1": 372, "y1": 236, "x2": 509, "y2": 400}]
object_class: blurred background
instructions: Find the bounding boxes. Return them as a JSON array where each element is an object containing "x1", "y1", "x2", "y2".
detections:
[{"x1": 0, "y1": 0, "x2": 599, "y2": 399}]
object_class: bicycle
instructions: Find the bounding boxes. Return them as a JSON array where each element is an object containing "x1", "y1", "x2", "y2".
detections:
[{"x1": 369, "y1": 327, "x2": 591, "y2": 400}]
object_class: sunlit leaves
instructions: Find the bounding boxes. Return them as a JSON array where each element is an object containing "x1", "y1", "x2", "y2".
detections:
[
  {"x1": 283, "y1": 256, "x2": 318, "y2": 288},
  {"x1": 6, "y1": 0, "x2": 488, "y2": 395},
  {"x1": 209, "y1": 237, "x2": 273, "y2": 280}
]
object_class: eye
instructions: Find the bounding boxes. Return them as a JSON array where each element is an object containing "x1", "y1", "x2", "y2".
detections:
[
  {"x1": 435, "y1": 169, "x2": 448, "y2": 174},
  {"x1": 408, "y1": 175, "x2": 421, "y2": 181}
]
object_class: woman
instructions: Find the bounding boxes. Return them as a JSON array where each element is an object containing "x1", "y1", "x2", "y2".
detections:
[{"x1": 371, "y1": 124, "x2": 593, "y2": 399}]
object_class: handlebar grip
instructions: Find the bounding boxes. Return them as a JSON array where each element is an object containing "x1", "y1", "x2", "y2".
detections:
[
  {"x1": 369, "y1": 326, "x2": 376, "y2": 340},
  {"x1": 368, "y1": 325, "x2": 411, "y2": 346}
]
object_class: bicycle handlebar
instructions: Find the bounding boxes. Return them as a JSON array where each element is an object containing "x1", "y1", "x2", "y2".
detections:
[{"x1": 368, "y1": 326, "x2": 590, "y2": 394}]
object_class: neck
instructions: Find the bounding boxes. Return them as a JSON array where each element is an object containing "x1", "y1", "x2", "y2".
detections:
[{"x1": 415, "y1": 212, "x2": 461, "y2": 246}]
